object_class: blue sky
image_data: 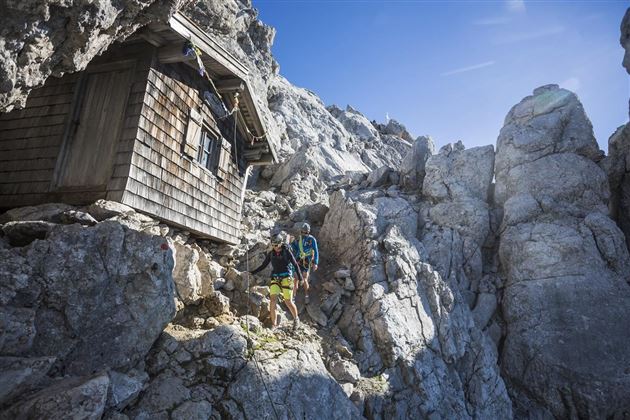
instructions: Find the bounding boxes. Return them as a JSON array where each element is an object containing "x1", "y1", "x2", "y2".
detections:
[{"x1": 255, "y1": 0, "x2": 630, "y2": 151}]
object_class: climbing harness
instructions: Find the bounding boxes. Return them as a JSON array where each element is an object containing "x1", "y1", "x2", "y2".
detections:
[{"x1": 297, "y1": 235, "x2": 315, "y2": 270}]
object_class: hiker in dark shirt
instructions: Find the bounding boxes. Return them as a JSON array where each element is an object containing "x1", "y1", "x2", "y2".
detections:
[{"x1": 249, "y1": 234, "x2": 303, "y2": 331}]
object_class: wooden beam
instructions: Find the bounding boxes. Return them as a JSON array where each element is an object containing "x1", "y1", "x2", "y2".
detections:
[
  {"x1": 137, "y1": 30, "x2": 165, "y2": 48},
  {"x1": 215, "y1": 78, "x2": 244, "y2": 94},
  {"x1": 146, "y1": 22, "x2": 171, "y2": 32},
  {"x1": 248, "y1": 155, "x2": 275, "y2": 166},
  {"x1": 157, "y1": 43, "x2": 193, "y2": 64}
]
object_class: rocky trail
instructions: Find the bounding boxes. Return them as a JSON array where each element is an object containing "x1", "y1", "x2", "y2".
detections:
[{"x1": 1, "y1": 1, "x2": 630, "y2": 419}]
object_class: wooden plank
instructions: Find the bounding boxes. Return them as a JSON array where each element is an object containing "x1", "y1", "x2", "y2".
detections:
[
  {"x1": 105, "y1": 189, "x2": 124, "y2": 202},
  {"x1": 107, "y1": 177, "x2": 128, "y2": 191},
  {"x1": 0, "y1": 114, "x2": 68, "y2": 131},
  {"x1": 0, "y1": 192, "x2": 50, "y2": 207},
  {"x1": 0, "y1": 181, "x2": 50, "y2": 195},
  {"x1": 0, "y1": 136, "x2": 62, "y2": 151},
  {"x1": 0, "y1": 103, "x2": 72, "y2": 122},
  {"x1": 157, "y1": 43, "x2": 195, "y2": 64},
  {"x1": 0, "y1": 169, "x2": 53, "y2": 184},
  {"x1": 24, "y1": 93, "x2": 75, "y2": 108},
  {"x1": 0, "y1": 158, "x2": 57, "y2": 172},
  {"x1": 0, "y1": 124, "x2": 65, "y2": 141},
  {"x1": 27, "y1": 82, "x2": 76, "y2": 99},
  {"x1": 215, "y1": 78, "x2": 244, "y2": 94},
  {"x1": 111, "y1": 164, "x2": 131, "y2": 178},
  {"x1": 55, "y1": 65, "x2": 133, "y2": 188}
]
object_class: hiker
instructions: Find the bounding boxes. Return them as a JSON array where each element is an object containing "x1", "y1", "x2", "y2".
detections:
[
  {"x1": 291, "y1": 222, "x2": 319, "y2": 304},
  {"x1": 248, "y1": 234, "x2": 303, "y2": 331}
]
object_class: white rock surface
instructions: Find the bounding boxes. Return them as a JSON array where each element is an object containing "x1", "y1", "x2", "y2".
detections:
[{"x1": 496, "y1": 85, "x2": 630, "y2": 418}]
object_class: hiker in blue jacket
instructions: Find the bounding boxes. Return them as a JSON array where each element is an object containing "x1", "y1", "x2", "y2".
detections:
[{"x1": 291, "y1": 222, "x2": 319, "y2": 304}]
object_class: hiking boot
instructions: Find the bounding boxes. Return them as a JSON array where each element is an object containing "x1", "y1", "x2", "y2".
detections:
[{"x1": 292, "y1": 318, "x2": 300, "y2": 332}]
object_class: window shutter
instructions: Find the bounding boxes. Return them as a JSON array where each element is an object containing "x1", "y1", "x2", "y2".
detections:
[
  {"x1": 217, "y1": 138, "x2": 231, "y2": 181},
  {"x1": 183, "y1": 108, "x2": 202, "y2": 158}
]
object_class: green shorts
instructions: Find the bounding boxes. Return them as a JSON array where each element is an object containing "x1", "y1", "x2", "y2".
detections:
[{"x1": 270, "y1": 276, "x2": 294, "y2": 301}]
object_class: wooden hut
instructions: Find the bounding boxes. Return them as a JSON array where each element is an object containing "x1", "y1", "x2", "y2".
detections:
[{"x1": 0, "y1": 13, "x2": 277, "y2": 244}]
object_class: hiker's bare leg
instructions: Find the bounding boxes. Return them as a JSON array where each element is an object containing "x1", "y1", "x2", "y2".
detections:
[
  {"x1": 269, "y1": 295, "x2": 277, "y2": 327},
  {"x1": 284, "y1": 298, "x2": 298, "y2": 320},
  {"x1": 293, "y1": 273, "x2": 299, "y2": 296},
  {"x1": 303, "y1": 271, "x2": 310, "y2": 294}
]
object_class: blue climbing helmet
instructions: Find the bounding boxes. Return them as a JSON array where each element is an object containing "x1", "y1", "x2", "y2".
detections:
[{"x1": 301, "y1": 222, "x2": 311, "y2": 234}]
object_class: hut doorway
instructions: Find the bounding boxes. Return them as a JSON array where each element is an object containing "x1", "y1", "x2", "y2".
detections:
[{"x1": 53, "y1": 62, "x2": 134, "y2": 191}]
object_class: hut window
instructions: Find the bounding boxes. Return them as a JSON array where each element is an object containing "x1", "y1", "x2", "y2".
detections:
[{"x1": 197, "y1": 129, "x2": 220, "y2": 174}]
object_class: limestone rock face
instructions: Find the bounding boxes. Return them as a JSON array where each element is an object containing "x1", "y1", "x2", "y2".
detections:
[
  {"x1": 496, "y1": 86, "x2": 630, "y2": 418},
  {"x1": 399, "y1": 136, "x2": 435, "y2": 190},
  {"x1": 328, "y1": 104, "x2": 379, "y2": 141},
  {"x1": 0, "y1": 221, "x2": 176, "y2": 376},
  {"x1": 263, "y1": 74, "x2": 413, "y2": 209},
  {"x1": 319, "y1": 188, "x2": 512, "y2": 419},
  {"x1": 601, "y1": 124, "x2": 630, "y2": 250},
  {"x1": 377, "y1": 119, "x2": 413, "y2": 141},
  {"x1": 420, "y1": 142, "x2": 496, "y2": 310},
  {"x1": 0, "y1": 0, "x2": 186, "y2": 112}
]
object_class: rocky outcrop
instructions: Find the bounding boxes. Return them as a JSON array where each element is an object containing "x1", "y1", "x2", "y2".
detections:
[
  {"x1": 126, "y1": 323, "x2": 361, "y2": 419},
  {"x1": 496, "y1": 85, "x2": 630, "y2": 418},
  {"x1": 602, "y1": 124, "x2": 630, "y2": 249},
  {"x1": 419, "y1": 141, "x2": 502, "y2": 350},
  {"x1": 604, "y1": 8, "x2": 630, "y2": 249},
  {"x1": 328, "y1": 105, "x2": 379, "y2": 142},
  {"x1": 319, "y1": 186, "x2": 512, "y2": 418},
  {"x1": 0, "y1": 220, "x2": 175, "y2": 377},
  {"x1": 621, "y1": 8, "x2": 630, "y2": 74},
  {"x1": 399, "y1": 136, "x2": 435, "y2": 190},
  {"x1": 0, "y1": 0, "x2": 187, "y2": 112},
  {"x1": 265, "y1": 76, "x2": 411, "y2": 208},
  {"x1": 0, "y1": 202, "x2": 178, "y2": 417}
]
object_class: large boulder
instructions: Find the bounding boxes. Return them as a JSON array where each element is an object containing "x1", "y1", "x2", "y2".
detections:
[
  {"x1": 496, "y1": 85, "x2": 630, "y2": 418},
  {"x1": 0, "y1": 221, "x2": 176, "y2": 377},
  {"x1": 399, "y1": 136, "x2": 435, "y2": 190},
  {"x1": 319, "y1": 188, "x2": 512, "y2": 418},
  {"x1": 0, "y1": 203, "x2": 73, "y2": 223},
  {"x1": 0, "y1": 0, "x2": 185, "y2": 112},
  {"x1": 170, "y1": 241, "x2": 215, "y2": 304}
]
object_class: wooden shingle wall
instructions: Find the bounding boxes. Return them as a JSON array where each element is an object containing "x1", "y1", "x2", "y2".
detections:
[
  {"x1": 0, "y1": 44, "x2": 152, "y2": 207},
  {"x1": 120, "y1": 60, "x2": 246, "y2": 244},
  {"x1": 0, "y1": 75, "x2": 77, "y2": 206}
]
